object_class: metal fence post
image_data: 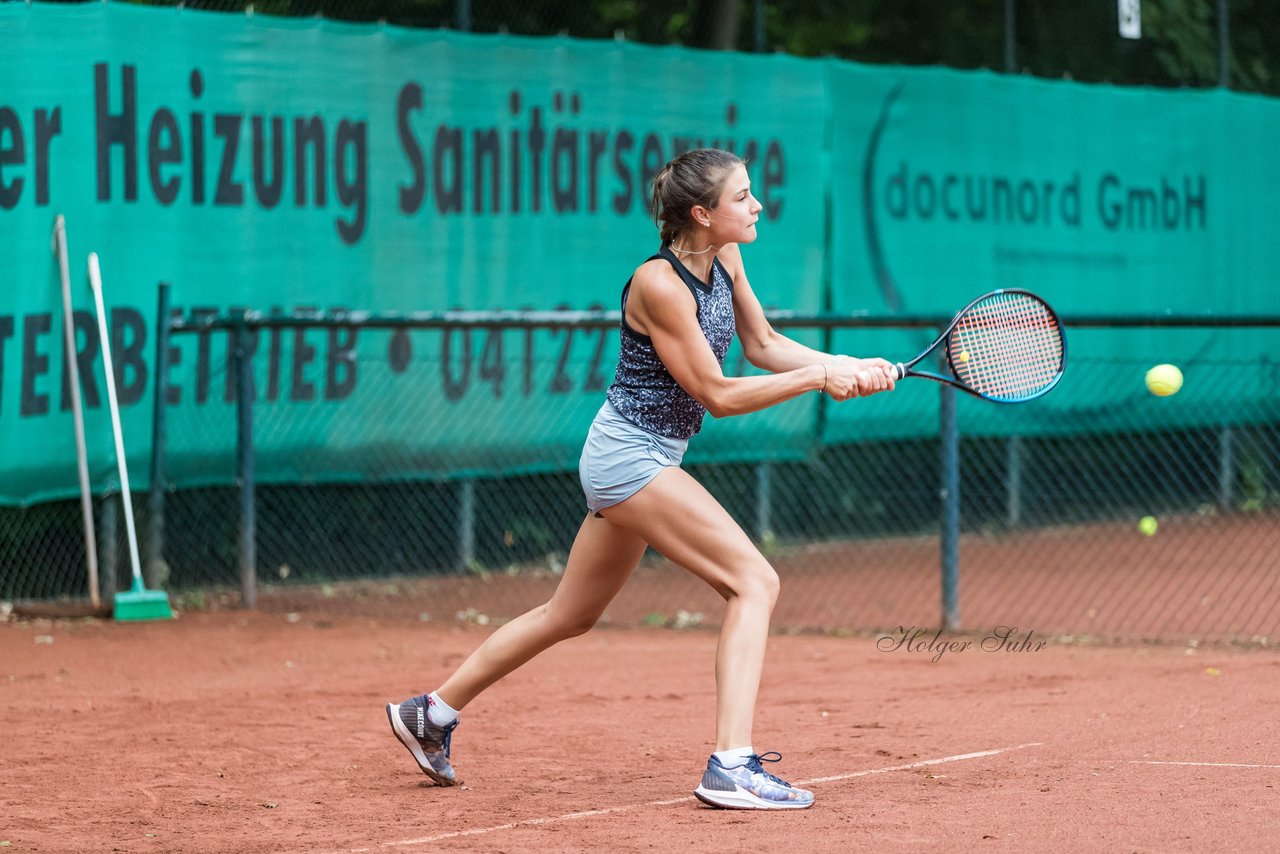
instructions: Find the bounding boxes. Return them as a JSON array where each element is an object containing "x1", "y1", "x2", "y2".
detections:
[
  {"x1": 1003, "y1": 0, "x2": 1017, "y2": 73},
  {"x1": 147, "y1": 283, "x2": 171, "y2": 588},
  {"x1": 235, "y1": 319, "x2": 257, "y2": 608},
  {"x1": 755, "y1": 461, "x2": 773, "y2": 542},
  {"x1": 459, "y1": 479, "x2": 475, "y2": 570},
  {"x1": 940, "y1": 384, "x2": 960, "y2": 631},
  {"x1": 101, "y1": 494, "x2": 118, "y2": 597},
  {"x1": 1218, "y1": 425, "x2": 1235, "y2": 512},
  {"x1": 1217, "y1": 0, "x2": 1231, "y2": 88},
  {"x1": 1006, "y1": 434, "x2": 1023, "y2": 528}
]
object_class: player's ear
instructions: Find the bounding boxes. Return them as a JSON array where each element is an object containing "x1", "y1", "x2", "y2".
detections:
[{"x1": 690, "y1": 204, "x2": 712, "y2": 228}]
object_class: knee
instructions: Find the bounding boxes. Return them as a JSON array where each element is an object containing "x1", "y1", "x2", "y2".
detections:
[
  {"x1": 541, "y1": 604, "x2": 600, "y2": 640},
  {"x1": 558, "y1": 615, "x2": 598, "y2": 639},
  {"x1": 759, "y1": 567, "x2": 781, "y2": 606},
  {"x1": 730, "y1": 564, "x2": 780, "y2": 607}
]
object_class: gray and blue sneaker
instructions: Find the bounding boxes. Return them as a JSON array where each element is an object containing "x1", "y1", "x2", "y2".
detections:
[
  {"x1": 693, "y1": 751, "x2": 814, "y2": 810},
  {"x1": 385, "y1": 694, "x2": 461, "y2": 786}
]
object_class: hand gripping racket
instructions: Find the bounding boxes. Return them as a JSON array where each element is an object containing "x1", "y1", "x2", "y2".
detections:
[{"x1": 891, "y1": 289, "x2": 1066, "y2": 403}]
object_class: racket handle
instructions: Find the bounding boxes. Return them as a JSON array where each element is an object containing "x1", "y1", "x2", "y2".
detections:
[{"x1": 892, "y1": 363, "x2": 906, "y2": 381}]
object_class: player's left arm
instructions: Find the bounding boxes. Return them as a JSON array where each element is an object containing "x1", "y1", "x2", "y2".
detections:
[{"x1": 721, "y1": 243, "x2": 891, "y2": 377}]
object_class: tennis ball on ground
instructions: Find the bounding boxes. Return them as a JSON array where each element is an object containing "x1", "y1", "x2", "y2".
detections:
[
  {"x1": 1139, "y1": 515, "x2": 1158, "y2": 536},
  {"x1": 1145, "y1": 364, "x2": 1183, "y2": 397}
]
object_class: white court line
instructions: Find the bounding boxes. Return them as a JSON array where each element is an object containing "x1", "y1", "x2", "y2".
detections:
[
  {"x1": 1124, "y1": 760, "x2": 1280, "y2": 769},
  {"x1": 800, "y1": 742, "x2": 1043, "y2": 784},
  {"x1": 352, "y1": 742, "x2": 1044, "y2": 851}
]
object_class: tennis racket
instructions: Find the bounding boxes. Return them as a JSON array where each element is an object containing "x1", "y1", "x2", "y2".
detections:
[{"x1": 891, "y1": 289, "x2": 1066, "y2": 403}]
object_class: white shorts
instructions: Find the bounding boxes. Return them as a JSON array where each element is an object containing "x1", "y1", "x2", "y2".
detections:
[{"x1": 579, "y1": 400, "x2": 688, "y2": 515}]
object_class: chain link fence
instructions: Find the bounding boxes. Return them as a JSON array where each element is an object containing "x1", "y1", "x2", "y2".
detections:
[
  {"x1": 4, "y1": 312, "x2": 1278, "y2": 644},
  {"x1": 5, "y1": 312, "x2": 1252, "y2": 644}
]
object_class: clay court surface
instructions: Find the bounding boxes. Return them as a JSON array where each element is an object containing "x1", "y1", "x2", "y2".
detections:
[{"x1": 3, "y1": 597, "x2": 1277, "y2": 853}]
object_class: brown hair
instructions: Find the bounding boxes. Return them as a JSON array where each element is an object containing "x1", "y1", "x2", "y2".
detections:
[{"x1": 650, "y1": 148, "x2": 745, "y2": 243}]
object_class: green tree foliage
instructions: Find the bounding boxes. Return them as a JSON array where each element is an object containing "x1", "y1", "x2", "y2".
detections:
[
  {"x1": 119, "y1": 0, "x2": 1280, "y2": 94},
  {"x1": 762, "y1": 0, "x2": 1006, "y2": 70}
]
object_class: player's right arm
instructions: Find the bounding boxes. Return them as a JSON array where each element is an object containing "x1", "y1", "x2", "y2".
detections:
[{"x1": 627, "y1": 261, "x2": 848, "y2": 416}]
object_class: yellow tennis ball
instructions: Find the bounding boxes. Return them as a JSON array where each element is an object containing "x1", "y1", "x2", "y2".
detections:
[
  {"x1": 1139, "y1": 516, "x2": 1158, "y2": 536},
  {"x1": 1145, "y1": 364, "x2": 1183, "y2": 397},
  {"x1": 959, "y1": 349, "x2": 971, "y2": 363}
]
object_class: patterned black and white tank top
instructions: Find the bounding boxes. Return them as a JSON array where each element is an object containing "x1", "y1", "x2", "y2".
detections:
[{"x1": 606, "y1": 244, "x2": 736, "y2": 440}]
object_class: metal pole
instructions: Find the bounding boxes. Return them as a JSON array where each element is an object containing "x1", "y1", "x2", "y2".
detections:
[
  {"x1": 147, "y1": 283, "x2": 171, "y2": 588},
  {"x1": 754, "y1": 0, "x2": 765, "y2": 52},
  {"x1": 53, "y1": 215, "x2": 99, "y2": 607},
  {"x1": 1003, "y1": 0, "x2": 1016, "y2": 73},
  {"x1": 455, "y1": 0, "x2": 471, "y2": 31},
  {"x1": 101, "y1": 494, "x2": 118, "y2": 598},
  {"x1": 939, "y1": 384, "x2": 960, "y2": 631},
  {"x1": 1218, "y1": 425, "x2": 1235, "y2": 512},
  {"x1": 1006, "y1": 434, "x2": 1023, "y2": 528},
  {"x1": 1217, "y1": 0, "x2": 1230, "y2": 88},
  {"x1": 755, "y1": 461, "x2": 773, "y2": 542},
  {"x1": 235, "y1": 320, "x2": 257, "y2": 608},
  {"x1": 459, "y1": 480, "x2": 475, "y2": 570}
]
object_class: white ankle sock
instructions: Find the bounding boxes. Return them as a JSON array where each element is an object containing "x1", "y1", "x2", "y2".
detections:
[
  {"x1": 426, "y1": 691, "x2": 459, "y2": 727},
  {"x1": 713, "y1": 746, "x2": 755, "y2": 768}
]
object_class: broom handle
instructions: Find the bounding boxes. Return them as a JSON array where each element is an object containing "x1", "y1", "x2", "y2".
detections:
[
  {"x1": 88, "y1": 253, "x2": 144, "y2": 587},
  {"x1": 54, "y1": 217, "x2": 101, "y2": 608}
]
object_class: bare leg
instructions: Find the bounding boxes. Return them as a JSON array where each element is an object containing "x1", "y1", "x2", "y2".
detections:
[
  {"x1": 602, "y1": 467, "x2": 779, "y2": 751},
  {"x1": 436, "y1": 512, "x2": 647, "y2": 709}
]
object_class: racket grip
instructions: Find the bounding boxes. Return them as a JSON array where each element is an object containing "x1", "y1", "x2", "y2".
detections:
[{"x1": 892, "y1": 363, "x2": 906, "y2": 381}]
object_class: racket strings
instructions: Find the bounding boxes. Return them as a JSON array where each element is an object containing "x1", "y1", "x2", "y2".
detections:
[
  {"x1": 949, "y1": 294, "x2": 1063, "y2": 400},
  {"x1": 955, "y1": 305, "x2": 1060, "y2": 396},
  {"x1": 957, "y1": 312, "x2": 1059, "y2": 395},
  {"x1": 973, "y1": 299, "x2": 1060, "y2": 387}
]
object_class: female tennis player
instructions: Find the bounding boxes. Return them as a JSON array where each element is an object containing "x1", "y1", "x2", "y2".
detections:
[{"x1": 387, "y1": 148, "x2": 895, "y2": 810}]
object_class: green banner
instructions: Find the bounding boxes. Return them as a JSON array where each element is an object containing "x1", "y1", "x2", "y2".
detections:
[
  {"x1": 3, "y1": 5, "x2": 1279, "y2": 505},
  {"x1": 1, "y1": 3, "x2": 825, "y2": 503},
  {"x1": 825, "y1": 64, "x2": 1280, "y2": 443}
]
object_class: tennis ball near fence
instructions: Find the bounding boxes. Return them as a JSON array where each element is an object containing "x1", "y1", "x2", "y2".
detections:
[
  {"x1": 1139, "y1": 515, "x2": 1158, "y2": 537},
  {"x1": 1145, "y1": 363, "x2": 1183, "y2": 397}
]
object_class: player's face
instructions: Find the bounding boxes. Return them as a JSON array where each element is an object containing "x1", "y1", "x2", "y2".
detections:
[{"x1": 708, "y1": 164, "x2": 762, "y2": 244}]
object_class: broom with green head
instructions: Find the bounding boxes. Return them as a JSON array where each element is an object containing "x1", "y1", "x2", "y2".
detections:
[{"x1": 89, "y1": 253, "x2": 174, "y2": 622}]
